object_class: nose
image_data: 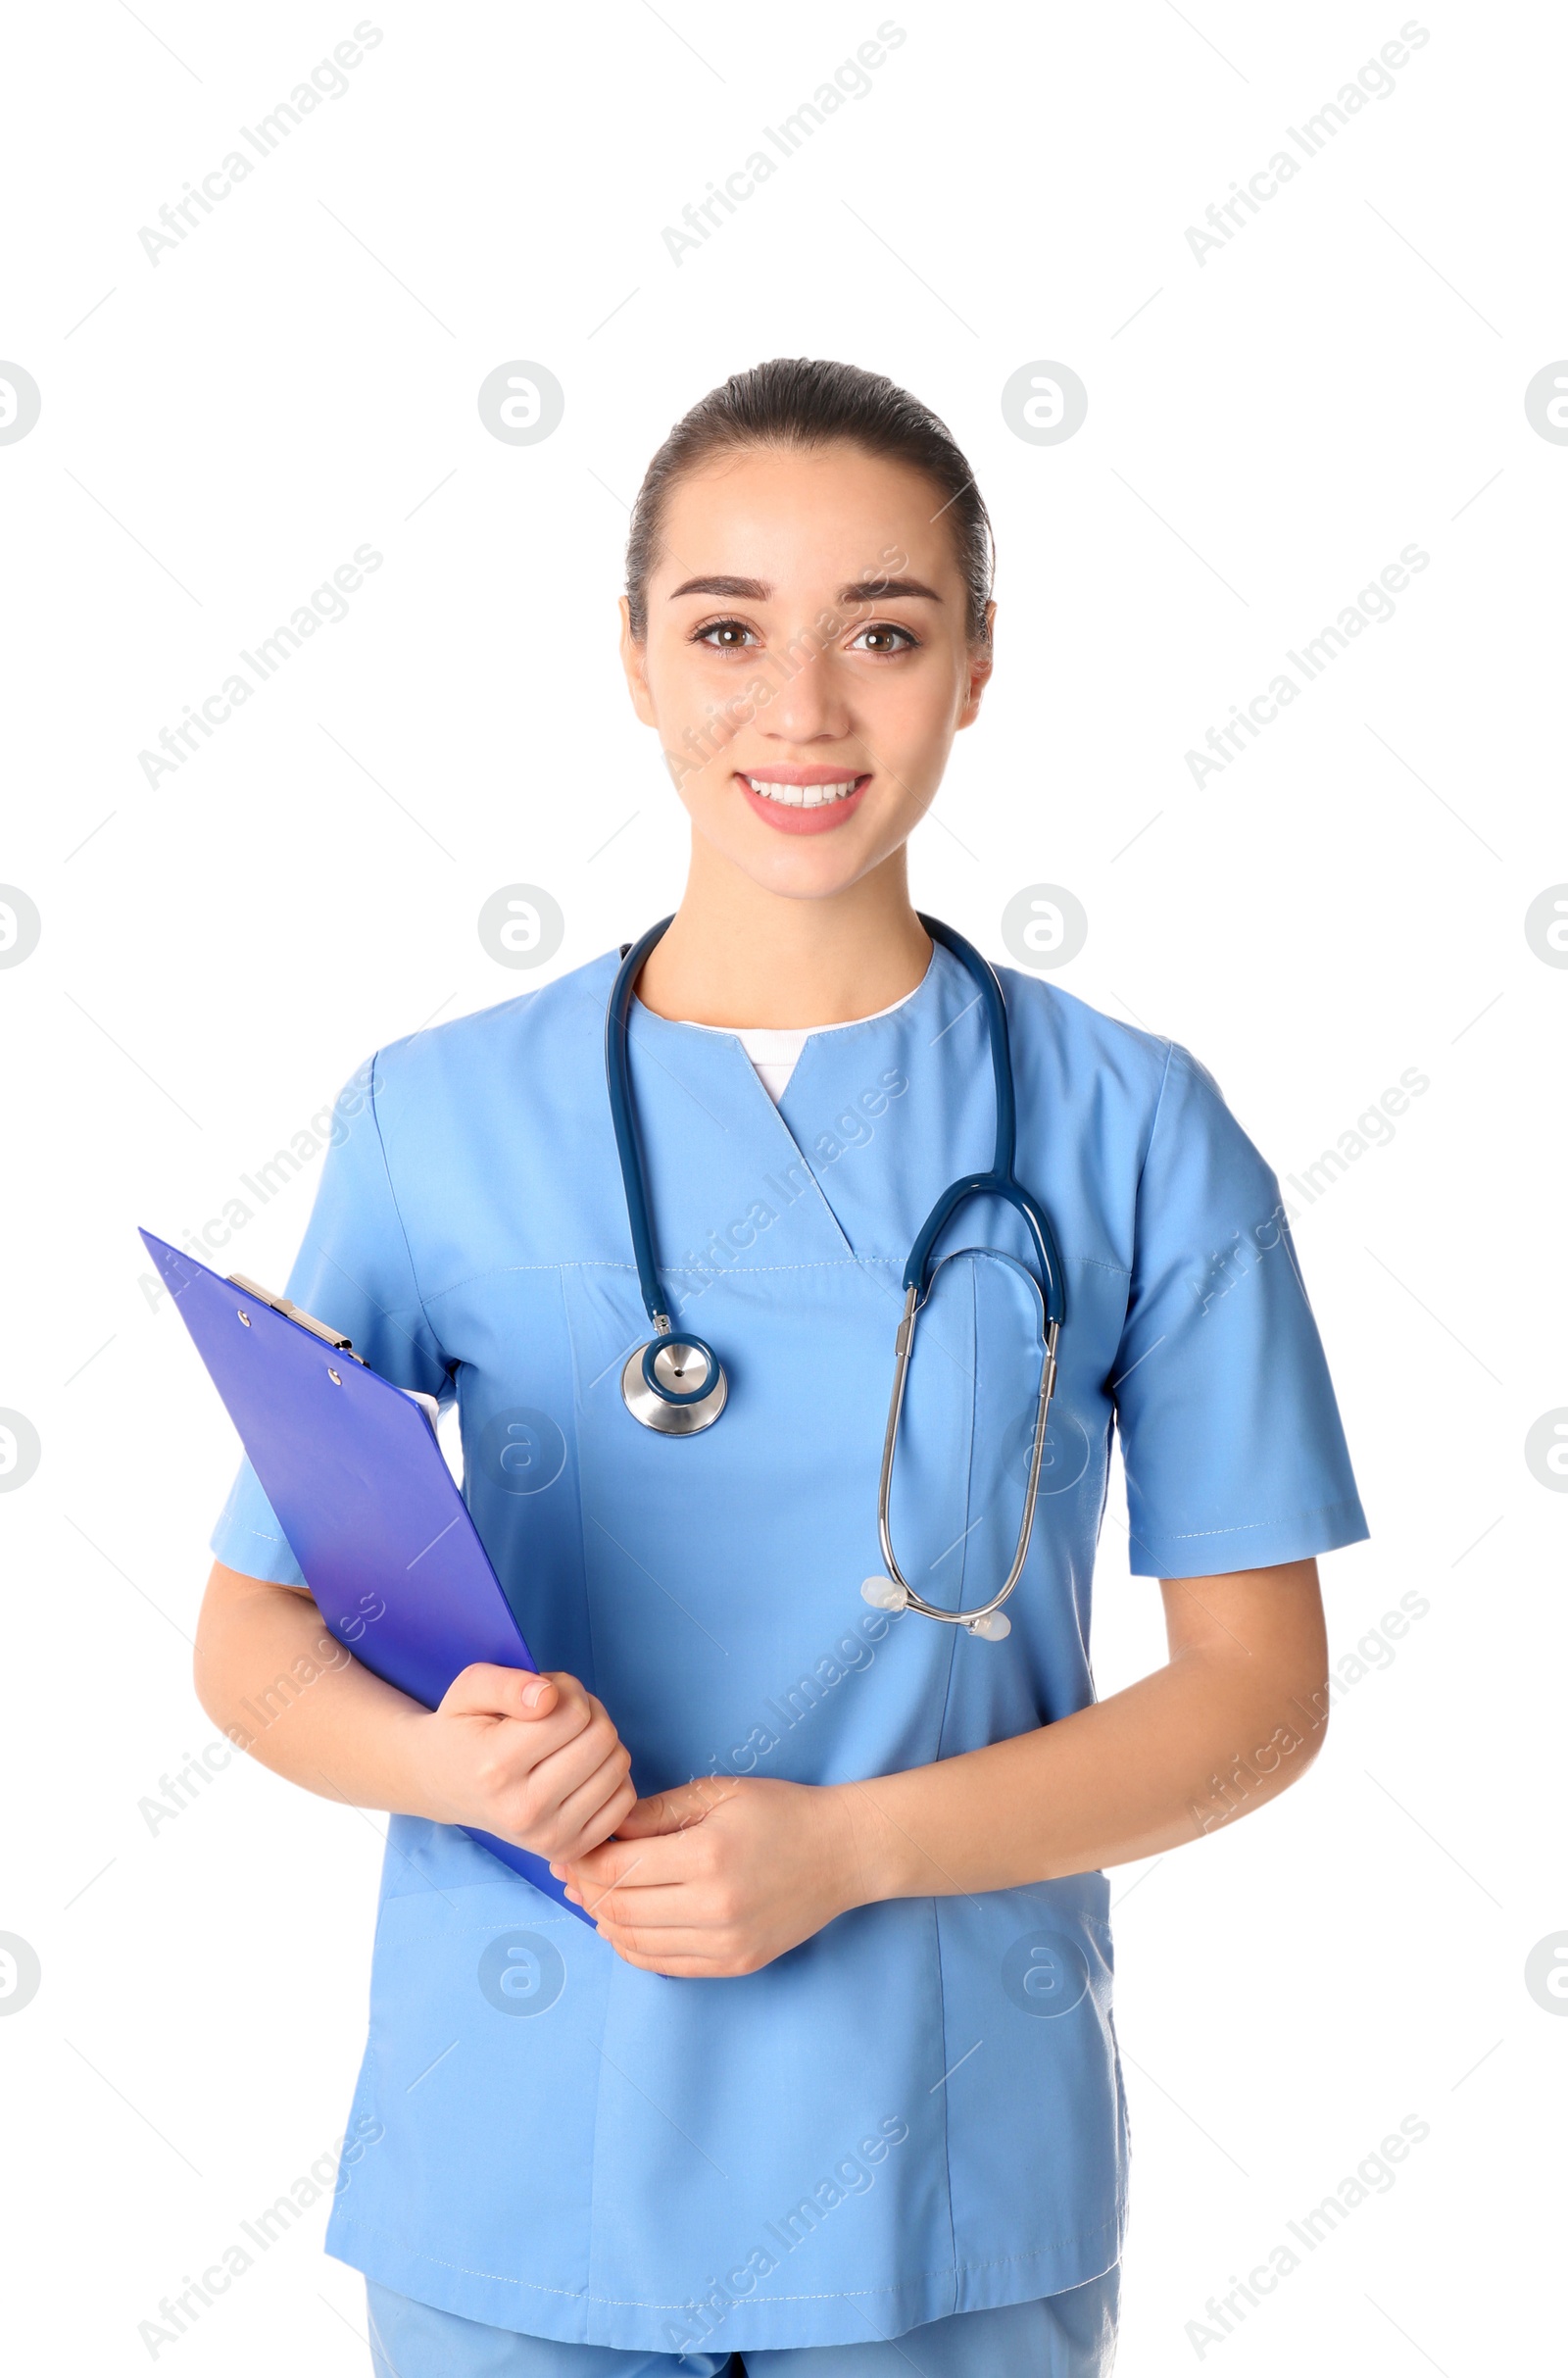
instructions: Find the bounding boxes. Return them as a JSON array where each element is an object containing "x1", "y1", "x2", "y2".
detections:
[{"x1": 760, "y1": 636, "x2": 855, "y2": 745}]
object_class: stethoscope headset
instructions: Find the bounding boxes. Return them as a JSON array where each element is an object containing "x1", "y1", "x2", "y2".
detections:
[{"x1": 605, "y1": 915, "x2": 1066, "y2": 1641}]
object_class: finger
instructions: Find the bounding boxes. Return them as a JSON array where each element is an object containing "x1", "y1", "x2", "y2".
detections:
[
  {"x1": 472, "y1": 1684, "x2": 608, "y2": 1784},
  {"x1": 561, "y1": 1836, "x2": 705, "y2": 1893},
  {"x1": 598, "y1": 1921, "x2": 732, "y2": 1955},
  {"x1": 466, "y1": 1706, "x2": 592, "y2": 1804},
  {"x1": 557, "y1": 1827, "x2": 703, "y2": 1892},
  {"x1": 600, "y1": 1934, "x2": 740, "y2": 1977},
  {"x1": 545, "y1": 1778, "x2": 638, "y2": 1879},
  {"x1": 496, "y1": 1667, "x2": 594, "y2": 1723},
  {"x1": 439, "y1": 1662, "x2": 560, "y2": 1721},
  {"x1": 522, "y1": 1707, "x2": 626, "y2": 1806},
  {"x1": 565, "y1": 1878, "x2": 716, "y2": 1929},
  {"x1": 546, "y1": 1745, "x2": 636, "y2": 1854},
  {"x1": 609, "y1": 1791, "x2": 683, "y2": 1839},
  {"x1": 561, "y1": 1852, "x2": 670, "y2": 1915},
  {"x1": 536, "y1": 1670, "x2": 596, "y2": 1717},
  {"x1": 572, "y1": 1773, "x2": 639, "y2": 1858},
  {"x1": 612, "y1": 1778, "x2": 734, "y2": 1838}
]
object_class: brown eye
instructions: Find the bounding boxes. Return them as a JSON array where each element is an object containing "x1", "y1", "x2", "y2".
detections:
[
  {"x1": 695, "y1": 618, "x2": 757, "y2": 650},
  {"x1": 853, "y1": 623, "x2": 916, "y2": 654}
]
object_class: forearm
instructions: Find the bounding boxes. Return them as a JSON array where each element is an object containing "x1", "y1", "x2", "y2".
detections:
[
  {"x1": 193, "y1": 1563, "x2": 435, "y2": 1818},
  {"x1": 836, "y1": 1616, "x2": 1328, "y2": 1903},
  {"x1": 194, "y1": 1562, "x2": 636, "y2": 1859}
]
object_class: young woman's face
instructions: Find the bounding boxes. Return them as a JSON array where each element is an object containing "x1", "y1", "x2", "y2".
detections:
[{"x1": 620, "y1": 441, "x2": 992, "y2": 899}]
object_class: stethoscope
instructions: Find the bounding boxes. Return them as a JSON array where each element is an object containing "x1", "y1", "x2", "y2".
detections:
[{"x1": 605, "y1": 915, "x2": 1066, "y2": 1641}]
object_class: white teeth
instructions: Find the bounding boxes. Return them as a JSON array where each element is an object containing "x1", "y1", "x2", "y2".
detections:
[{"x1": 747, "y1": 775, "x2": 858, "y2": 807}]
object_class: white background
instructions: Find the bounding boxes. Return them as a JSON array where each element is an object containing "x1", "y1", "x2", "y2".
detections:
[{"x1": 1, "y1": 2, "x2": 1563, "y2": 2369}]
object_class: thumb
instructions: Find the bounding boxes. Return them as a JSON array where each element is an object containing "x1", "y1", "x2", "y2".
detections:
[
  {"x1": 613, "y1": 1776, "x2": 734, "y2": 1838},
  {"x1": 438, "y1": 1663, "x2": 558, "y2": 1721}
]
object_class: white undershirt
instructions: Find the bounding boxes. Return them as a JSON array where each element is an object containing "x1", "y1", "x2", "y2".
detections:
[{"x1": 676, "y1": 981, "x2": 921, "y2": 1106}]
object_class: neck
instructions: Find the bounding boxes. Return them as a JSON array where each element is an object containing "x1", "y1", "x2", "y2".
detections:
[{"x1": 636, "y1": 836, "x2": 932, "y2": 1028}]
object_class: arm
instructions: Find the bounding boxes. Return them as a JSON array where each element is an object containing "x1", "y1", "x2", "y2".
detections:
[
  {"x1": 561, "y1": 1559, "x2": 1330, "y2": 1976},
  {"x1": 193, "y1": 1561, "x2": 636, "y2": 1860}
]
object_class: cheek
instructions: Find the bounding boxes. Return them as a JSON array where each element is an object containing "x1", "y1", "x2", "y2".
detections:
[
  {"x1": 673, "y1": 745, "x2": 752, "y2": 826},
  {"x1": 645, "y1": 649, "x2": 755, "y2": 792},
  {"x1": 860, "y1": 649, "x2": 970, "y2": 755}
]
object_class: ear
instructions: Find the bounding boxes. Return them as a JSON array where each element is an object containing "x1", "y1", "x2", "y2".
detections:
[
  {"x1": 619, "y1": 596, "x2": 659, "y2": 728},
  {"x1": 956, "y1": 603, "x2": 996, "y2": 730}
]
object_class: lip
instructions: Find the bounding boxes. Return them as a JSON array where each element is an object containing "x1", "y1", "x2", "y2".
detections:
[{"x1": 736, "y1": 769, "x2": 871, "y2": 837}]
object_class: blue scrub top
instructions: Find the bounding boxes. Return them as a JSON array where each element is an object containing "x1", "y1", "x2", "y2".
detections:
[{"x1": 211, "y1": 944, "x2": 1366, "y2": 2355}]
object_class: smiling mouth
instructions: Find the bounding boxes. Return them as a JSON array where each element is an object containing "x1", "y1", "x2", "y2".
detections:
[{"x1": 742, "y1": 773, "x2": 868, "y2": 810}]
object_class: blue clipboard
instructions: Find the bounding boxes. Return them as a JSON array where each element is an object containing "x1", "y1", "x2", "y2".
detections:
[{"x1": 142, "y1": 1227, "x2": 592, "y2": 1925}]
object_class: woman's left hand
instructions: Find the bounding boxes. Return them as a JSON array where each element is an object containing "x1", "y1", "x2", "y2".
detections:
[{"x1": 554, "y1": 1775, "x2": 864, "y2": 1976}]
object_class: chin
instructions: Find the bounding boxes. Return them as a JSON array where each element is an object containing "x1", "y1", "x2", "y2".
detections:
[{"x1": 730, "y1": 816, "x2": 887, "y2": 889}]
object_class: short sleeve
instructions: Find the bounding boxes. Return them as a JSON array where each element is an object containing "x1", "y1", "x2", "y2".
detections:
[
  {"x1": 1110, "y1": 1045, "x2": 1367, "y2": 1579},
  {"x1": 208, "y1": 1054, "x2": 448, "y2": 1587}
]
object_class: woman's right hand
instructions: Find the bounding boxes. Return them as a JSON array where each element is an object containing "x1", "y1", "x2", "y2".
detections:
[{"x1": 409, "y1": 1665, "x2": 635, "y2": 1862}]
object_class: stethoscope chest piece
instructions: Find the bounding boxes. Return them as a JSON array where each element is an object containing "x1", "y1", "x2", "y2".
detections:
[
  {"x1": 620, "y1": 1331, "x2": 728, "y2": 1435},
  {"x1": 604, "y1": 915, "x2": 1068, "y2": 1590}
]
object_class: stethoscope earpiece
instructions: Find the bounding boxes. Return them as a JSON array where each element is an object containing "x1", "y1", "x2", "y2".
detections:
[
  {"x1": 861, "y1": 1576, "x2": 1012, "y2": 1642},
  {"x1": 860, "y1": 1575, "x2": 908, "y2": 1612}
]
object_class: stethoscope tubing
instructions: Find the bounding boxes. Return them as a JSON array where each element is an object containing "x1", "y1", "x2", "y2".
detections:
[
  {"x1": 605, "y1": 912, "x2": 1069, "y2": 1630},
  {"x1": 606, "y1": 915, "x2": 681, "y2": 1333},
  {"x1": 877, "y1": 1282, "x2": 1060, "y2": 1626}
]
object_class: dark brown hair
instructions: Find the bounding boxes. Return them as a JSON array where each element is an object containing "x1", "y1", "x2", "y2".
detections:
[{"x1": 624, "y1": 357, "x2": 994, "y2": 644}]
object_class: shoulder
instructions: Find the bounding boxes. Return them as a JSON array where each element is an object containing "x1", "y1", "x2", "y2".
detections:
[
  {"x1": 368, "y1": 949, "x2": 619, "y2": 1105},
  {"x1": 994, "y1": 963, "x2": 1182, "y2": 1104},
  {"x1": 992, "y1": 962, "x2": 1252, "y2": 1182}
]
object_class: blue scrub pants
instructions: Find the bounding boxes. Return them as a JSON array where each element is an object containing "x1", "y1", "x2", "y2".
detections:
[{"x1": 366, "y1": 2267, "x2": 1119, "y2": 2375}]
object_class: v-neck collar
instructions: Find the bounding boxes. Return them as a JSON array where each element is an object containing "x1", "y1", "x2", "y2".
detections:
[{"x1": 612, "y1": 942, "x2": 993, "y2": 1278}]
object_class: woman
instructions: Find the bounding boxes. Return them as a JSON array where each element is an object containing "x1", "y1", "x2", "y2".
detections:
[{"x1": 195, "y1": 358, "x2": 1366, "y2": 2375}]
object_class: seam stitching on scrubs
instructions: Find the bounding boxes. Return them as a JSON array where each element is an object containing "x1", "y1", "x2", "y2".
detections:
[
  {"x1": 329, "y1": 2221, "x2": 1123, "y2": 2304},
  {"x1": 416, "y1": 1254, "x2": 1131, "y2": 1313},
  {"x1": 417, "y1": 1258, "x2": 875, "y2": 1309},
  {"x1": 367, "y1": 1049, "x2": 447, "y2": 1369},
  {"x1": 1163, "y1": 1498, "x2": 1362, "y2": 1542}
]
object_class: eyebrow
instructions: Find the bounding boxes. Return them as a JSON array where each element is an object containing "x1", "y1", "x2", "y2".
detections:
[{"x1": 667, "y1": 574, "x2": 945, "y2": 605}]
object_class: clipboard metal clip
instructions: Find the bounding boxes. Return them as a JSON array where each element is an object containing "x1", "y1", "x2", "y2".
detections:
[{"x1": 226, "y1": 1273, "x2": 367, "y2": 1363}]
